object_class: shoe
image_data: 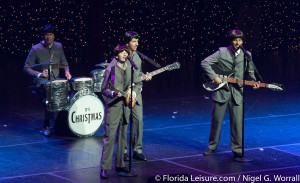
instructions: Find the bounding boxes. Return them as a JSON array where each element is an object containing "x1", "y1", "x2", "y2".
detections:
[
  {"x1": 115, "y1": 167, "x2": 130, "y2": 173},
  {"x1": 133, "y1": 152, "x2": 147, "y2": 161},
  {"x1": 43, "y1": 127, "x2": 51, "y2": 137},
  {"x1": 124, "y1": 153, "x2": 129, "y2": 161},
  {"x1": 100, "y1": 169, "x2": 108, "y2": 179},
  {"x1": 233, "y1": 152, "x2": 243, "y2": 158},
  {"x1": 203, "y1": 149, "x2": 215, "y2": 156}
]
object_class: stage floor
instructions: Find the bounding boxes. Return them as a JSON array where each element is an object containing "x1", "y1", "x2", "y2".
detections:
[{"x1": 0, "y1": 84, "x2": 300, "y2": 183}]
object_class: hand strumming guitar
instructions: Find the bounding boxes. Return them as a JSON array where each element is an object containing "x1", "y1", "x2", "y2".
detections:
[{"x1": 214, "y1": 76, "x2": 222, "y2": 84}]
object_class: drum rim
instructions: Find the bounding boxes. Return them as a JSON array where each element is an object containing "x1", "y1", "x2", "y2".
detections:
[
  {"x1": 45, "y1": 78, "x2": 69, "y2": 85},
  {"x1": 69, "y1": 88, "x2": 96, "y2": 105},
  {"x1": 71, "y1": 77, "x2": 93, "y2": 81}
]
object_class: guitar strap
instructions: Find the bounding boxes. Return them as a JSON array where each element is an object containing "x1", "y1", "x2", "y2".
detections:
[
  {"x1": 246, "y1": 56, "x2": 264, "y2": 82},
  {"x1": 136, "y1": 51, "x2": 161, "y2": 68}
]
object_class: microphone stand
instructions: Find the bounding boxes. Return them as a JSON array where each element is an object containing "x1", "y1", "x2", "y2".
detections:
[
  {"x1": 119, "y1": 57, "x2": 138, "y2": 177},
  {"x1": 48, "y1": 62, "x2": 53, "y2": 111},
  {"x1": 234, "y1": 49, "x2": 252, "y2": 162}
]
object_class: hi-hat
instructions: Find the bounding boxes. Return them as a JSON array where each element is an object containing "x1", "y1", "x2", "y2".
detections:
[
  {"x1": 31, "y1": 62, "x2": 68, "y2": 69},
  {"x1": 95, "y1": 62, "x2": 108, "y2": 68}
]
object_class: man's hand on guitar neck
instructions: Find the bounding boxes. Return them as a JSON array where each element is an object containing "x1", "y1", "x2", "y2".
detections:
[
  {"x1": 253, "y1": 81, "x2": 260, "y2": 90},
  {"x1": 145, "y1": 72, "x2": 152, "y2": 81}
]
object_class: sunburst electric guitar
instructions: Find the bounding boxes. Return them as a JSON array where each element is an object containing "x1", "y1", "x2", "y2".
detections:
[
  {"x1": 115, "y1": 62, "x2": 181, "y2": 108},
  {"x1": 203, "y1": 64, "x2": 284, "y2": 91}
]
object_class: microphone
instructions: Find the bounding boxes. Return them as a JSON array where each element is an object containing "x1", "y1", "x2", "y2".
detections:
[
  {"x1": 239, "y1": 45, "x2": 251, "y2": 58},
  {"x1": 127, "y1": 56, "x2": 138, "y2": 69}
]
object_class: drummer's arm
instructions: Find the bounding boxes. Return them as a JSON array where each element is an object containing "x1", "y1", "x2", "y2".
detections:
[
  {"x1": 23, "y1": 48, "x2": 41, "y2": 78},
  {"x1": 65, "y1": 70, "x2": 72, "y2": 80},
  {"x1": 59, "y1": 48, "x2": 71, "y2": 80}
]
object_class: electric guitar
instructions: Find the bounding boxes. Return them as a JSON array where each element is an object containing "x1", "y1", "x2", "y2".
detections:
[
  {"x1": 113, "y1": 62, "x2": 181, "y2": 108},
  {"x1": 134, "y1": 62, "x2": 181, "y2": 83},
  {"x1": 203, "y1": 64, "x2": 284, "y2": 91},
  {"x1": 113, "y1": 88, "x2": 136, "y2": 109}
]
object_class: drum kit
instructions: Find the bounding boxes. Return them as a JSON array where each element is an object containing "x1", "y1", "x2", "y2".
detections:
[{"x1": 32, "y1": 62, "x2": 108, "y2": 137}]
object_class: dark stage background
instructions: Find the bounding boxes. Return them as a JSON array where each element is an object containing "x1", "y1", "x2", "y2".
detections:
[{"x1": 0, "y1": 0, "x2": 299, "y2": 112}]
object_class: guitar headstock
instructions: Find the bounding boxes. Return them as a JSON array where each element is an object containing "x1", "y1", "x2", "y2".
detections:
[
  {"x1": 267, "y1": 83, "x2": 284, "y2": 91},
  {"x1": 166, "y1": 62, "x2": 181, "y2": 71}
]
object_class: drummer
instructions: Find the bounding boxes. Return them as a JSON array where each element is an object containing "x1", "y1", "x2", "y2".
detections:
[{"x1": 23, "y1": 24, "x2": 72, "y2": 137}]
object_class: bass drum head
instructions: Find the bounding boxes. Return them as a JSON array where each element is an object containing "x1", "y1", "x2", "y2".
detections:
[{"x1": 68, "y1": 94, "x2": 104, "y2": 137}]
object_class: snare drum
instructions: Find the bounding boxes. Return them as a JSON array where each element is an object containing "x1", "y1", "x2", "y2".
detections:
[
  {"x1": 44, "y1": 79, "x2": 69, "y2": 112},
  {"x1": 68, "y1": 89, "x2": 104, "y2": 137},
  {"x1": 90, "y1": 69, "x2": 105, "y2": 92},
  {"x1": 71, "y1": 77, "x2": 93, "y2": 91}
]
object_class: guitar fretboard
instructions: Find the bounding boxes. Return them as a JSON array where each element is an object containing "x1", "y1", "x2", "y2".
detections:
[
  {"x1": 227, "y1": 78, "x2": 267, "y2": 88},
  {"x1": 135, "y1": 67, "x2": 167, "y2": 83}
]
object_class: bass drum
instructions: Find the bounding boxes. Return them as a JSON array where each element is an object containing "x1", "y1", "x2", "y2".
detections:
[{"x1": 67, "y1": 89, "x2": 104, "y2": 137}]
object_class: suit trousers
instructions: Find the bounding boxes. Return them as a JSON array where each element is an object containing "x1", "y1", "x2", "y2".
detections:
[
  {"x1": 101, "y1": 104, "x2": 128, "y2": 170},
  {"x1": 208, "y1": 97, "x2": 243, "y2": 154},
  {"x1": 132, "y1": 103, "x2": 144, "y2": 154}
]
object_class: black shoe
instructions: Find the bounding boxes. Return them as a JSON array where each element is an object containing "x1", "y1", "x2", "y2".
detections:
[
  {"x1": 43, "y1": 127, "x2": 51, "y2": 137},
  {"x1": 100, "y1": 169, "x2": 108, "y2": 179},
  {"x1": 133, "y1": 152, "x2": 147, "y2": 161},
  {"x1": 115, "y1": 167, "x2": 130, "y2": 173},
  {"x1": 124, "y1": 153, "x2": 129, "y2": 161},
  {"x1": 203, "y1": 149, "x2": 215, "y2": 156},
  {"x1": 233, "y1": 152, "x2": 243, "y2": 158}
]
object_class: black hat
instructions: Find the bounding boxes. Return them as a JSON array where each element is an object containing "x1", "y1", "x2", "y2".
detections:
[{"x1": 43, "y1": 24, "x2": 55, "y2": 35}]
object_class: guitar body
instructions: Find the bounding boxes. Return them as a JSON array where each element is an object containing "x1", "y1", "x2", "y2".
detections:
[
  {"x1": 124, "y1": 96, "x2": 136, "y2": 109},
  {"x1": 203, "y1": 64, "x2": 235, "y2": 91}
]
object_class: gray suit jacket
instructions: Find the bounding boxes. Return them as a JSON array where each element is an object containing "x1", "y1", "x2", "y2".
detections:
[
  {"x1": 201, "y1": 46, "x2": 256, "y2": 105},
  {"x1": 23, "y1": 41, "x2": 70, "y2": 87},
  {"x1": 101, "y1": 59, "x2": 142, "y2": 124},
  {"x1": 130, "y1": 51, "x2": 144, "y2": 106}
]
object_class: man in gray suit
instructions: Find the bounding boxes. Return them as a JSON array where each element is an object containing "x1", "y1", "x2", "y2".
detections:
[
  {"x1": 123, "y1": 31, "x2": 151, "y2": 161},
  {"x1": 201, "y1": 29, "x2": 259, "y2": 158},
  {"x1": 23, "y1": 24, "x2": 72, "y2": 137},
  {"x1": 100, "y1": 45, "x2": 142, "y2": 179}
]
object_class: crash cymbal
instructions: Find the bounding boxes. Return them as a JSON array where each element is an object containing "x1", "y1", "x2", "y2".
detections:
[
  {"x1": 31, "y1": 62, "x2": 68, "y2": 69},
  {"x1": 95, "y1": 62, "x2": 108, "y2": 68}
]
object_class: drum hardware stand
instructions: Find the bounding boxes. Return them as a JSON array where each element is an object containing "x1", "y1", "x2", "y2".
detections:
[
  {"x1": 47, "y1": 62, "x2": 59, "y2": 112},
  {"x1": 48, "y1": 62, "x2": 54, "y2": 111},
  {"x1": 119, "y1": 58, "x2": 138, "y2": 177}
]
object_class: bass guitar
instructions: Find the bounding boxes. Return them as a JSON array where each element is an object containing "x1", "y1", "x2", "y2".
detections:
[{"x1": 203, "y1": 64, "x2": 284, "y2": 91}]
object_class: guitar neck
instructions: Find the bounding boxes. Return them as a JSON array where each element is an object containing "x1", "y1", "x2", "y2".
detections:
[
  {"x1": 227, "y1": 78, "x2": 267, "y2": 88},
  {"x1": 135, "y1": 67, "x2": 167, "y2": 83}
]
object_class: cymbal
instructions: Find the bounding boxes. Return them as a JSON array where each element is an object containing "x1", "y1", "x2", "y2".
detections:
[
  {"x1": 95, "y1": 62, "x2": 108, "y2": 68},
  {"x1": 31, "y1": 62, "x2": 68, "y2": 69}
]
